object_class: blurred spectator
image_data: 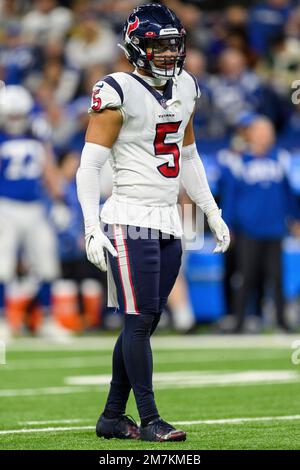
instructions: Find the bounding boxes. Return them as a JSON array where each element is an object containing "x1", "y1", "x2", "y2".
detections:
[
  {"x1": 92, "y1": 0, "x2": 145, "y2": 33},
  {"x1": 209, "y1": 48, "x2": 286, "y2": 130},
  {"x1": 205, "y1": 5, "x2": 255, "y2": 67},
  {"x1": 0, "y1": 85, "x2": 68, "y2": 340},
  {"x1": 0, "y1": 0, "x2": 22, "y2": 27},
  {"x1": 25, "y1": 39, "x2": 81, "y2": 105},
  {"x1": 0, "y1": 24, "x2": 37, "y2": 85},
  {"x1": 278, "y1": 102, "x2": 300, "y2": 153},
  {"x1": 257, "y1": 6, "x2": 300, "y2": 96},
  {"x1": 185, "y1": 47, "x2": 229, "y2": 145},
  {"x1": 65, "y1": 14, "x2": 118, "y2": 69},
  {"x1": 165, "y1": 0, "x2": 203, "y2": 48},
  {"x1": 248, "y1": 0, "x2": 294, "y2": 56},
  {"x1": 21, "y1": 0, "x2": 73, "y2": 44},
  {"x1": 1, "y1": 0, "x2": 300, "y2": 333},
  {"x1": 110, "y1": 52, "x2": 134, "y2": 74},
  {"x1": 213, "y1": 48, "x2": 262, "y2": 121},
  {"x1": 45, "y1": 101, "x2": 77, "y2": 157},
  {"x1": 220, "y1": 115, "x2": 300, "y2": 332}
]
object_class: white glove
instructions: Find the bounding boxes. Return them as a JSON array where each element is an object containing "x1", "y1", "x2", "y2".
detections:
[
  {"x1": 85, "y1": 224, "x2": 118, "y2": 272},
  {"x1": 207, "y1": 209, "x2": 230, "y2": 253}
]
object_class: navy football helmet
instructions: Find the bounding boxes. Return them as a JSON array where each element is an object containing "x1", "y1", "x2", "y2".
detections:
[{"x1": 121, "y1": 3, "x2": 186, "y2": 79}]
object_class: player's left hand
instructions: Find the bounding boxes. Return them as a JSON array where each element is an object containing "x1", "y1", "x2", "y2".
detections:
[{"x1": 207, "y1": 209, "x2": 230, "y2": 253}]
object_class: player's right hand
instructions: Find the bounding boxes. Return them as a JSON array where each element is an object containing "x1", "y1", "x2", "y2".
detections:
[
  {"x1": 207, "y1": 209, "x2": 230, "y2": 254},
  {"x1": 85, "y1": 224, "x2": 118, "y2": 272}
]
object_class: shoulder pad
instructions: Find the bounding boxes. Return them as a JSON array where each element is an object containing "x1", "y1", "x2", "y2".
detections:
[
  {"x1": 184, "y1": 71, "x2": 201, "y2": 100},
  {"x1": 89, "y1": 75, "x2": 124, "y2": 113}
]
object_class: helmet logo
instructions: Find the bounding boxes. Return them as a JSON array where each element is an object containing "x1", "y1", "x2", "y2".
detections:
[
  {"x1": 126, "y1": 16, "x2": 140, "y2": 37},
  {"x1": 145, "y1": 31, "x2": 157, "y2": 37}
]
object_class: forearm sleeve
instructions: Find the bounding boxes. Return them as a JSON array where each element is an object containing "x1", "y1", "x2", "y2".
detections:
[
  {"x1": 76, "y1": 142, "x2": 110, "y2": 231},
  {"x1": 181, "y1": 143, "x2": 219, "y2": 216}
]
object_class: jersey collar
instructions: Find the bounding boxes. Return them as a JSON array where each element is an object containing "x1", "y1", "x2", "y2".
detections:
[{"x1": 126, "y1": 72, "x2": 173, "y2": 109}]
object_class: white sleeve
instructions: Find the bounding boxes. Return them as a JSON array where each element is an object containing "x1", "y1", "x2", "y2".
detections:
[
  {"x1": 181, "y1": 142, "x2": 219, "y2": 216},
  {"x1": 76, "y1": 142, "x2": 110, "y2": 232}
]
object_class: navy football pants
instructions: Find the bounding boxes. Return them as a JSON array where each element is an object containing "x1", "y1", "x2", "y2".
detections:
[{"x1": 103, "y1": 224, "x2": 182, "y2": 421}]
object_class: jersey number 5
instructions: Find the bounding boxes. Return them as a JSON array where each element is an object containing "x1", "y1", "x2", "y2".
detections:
[
  {"x1": 154, "y1": 121, "x2": 182, "y2": 178},
  {"x1": 91, "y1": 89, "x2": 102, "y2": 111}
]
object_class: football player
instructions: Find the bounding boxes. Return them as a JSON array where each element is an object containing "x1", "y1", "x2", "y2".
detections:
[
  {"x1": 77, "y1": 3, "x2": 230, "y2": 442},
  {"x1": 0, "y1": 85, "x2": 69, "y2": 341}
]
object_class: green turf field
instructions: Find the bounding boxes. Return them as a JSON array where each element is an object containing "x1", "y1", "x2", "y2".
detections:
[{"x1": 1, "y1": 334, "x2": 300, "y2": 450}]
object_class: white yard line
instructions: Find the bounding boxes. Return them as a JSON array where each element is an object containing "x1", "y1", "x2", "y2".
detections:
[
  {"x1": 0, "y1": 386, "x2": 101, "y2": 398},
  {"x1": 1, "y1": 351, "x2": 287, "y2": 371},
  {"x1": 21, "y1": 414, "x2": 300, "y2": 427},
  {"x1": 2, "y1": 415, "x2": 300, "y2": 436},
  {"x1": 5, "y1": 334, "x2": 300, "y2": 351},
  {"x1": 19, "y1": 419, "x2": 92, "y2": 425},
  {"x1": 65, "y1": 370, "x2": 300, "y2": 387},
  {"x1": 0, "y1": 370, "x2": 299, "y2": 397},
  {"x1": 174, "y1": 415, "x2": 300, "y2": 425},
  {"x1": 0, "y1": 425, "x2": 94, "y2": 435},
  {"x1": 3, "y1": 356, "x2": 111, "y2": 370}
]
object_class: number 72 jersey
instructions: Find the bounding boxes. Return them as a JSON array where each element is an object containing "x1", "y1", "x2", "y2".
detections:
[{"x1": 90, "y1": 70, "x2": 200, "y2": 208}]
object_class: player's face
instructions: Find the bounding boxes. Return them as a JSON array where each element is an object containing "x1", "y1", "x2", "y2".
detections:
[{"x1": 146, "y1": 37, "x2": 180, "y2": 70}]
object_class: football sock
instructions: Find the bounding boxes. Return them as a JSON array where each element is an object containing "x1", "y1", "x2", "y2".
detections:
[
  {"x1": 102, "y1": 409, "x2": 123, "y2": 419},
  {"x1": 104, "y1": 313, "x2": 161, "y2": 418},
  {"x1": 122, "y1": 314, "x2": 159, "y2": 421},
  {"x1": 104, "y1": 331, "x2": 131, "y2": 416}
]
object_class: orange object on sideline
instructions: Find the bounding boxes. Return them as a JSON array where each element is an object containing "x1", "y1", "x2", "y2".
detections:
[
  {"x1": 26, "y1": 305, "x2": 43, "y2": 333},
  {"x1": 52, "y1": 280, "x2": 82, "y2": 332},
  {"x1": 6, "y1": 279, "x2": 37, "y2": 333},
  {"x1": 81, "y1": 279, "x2": 103, "y2": 328}
]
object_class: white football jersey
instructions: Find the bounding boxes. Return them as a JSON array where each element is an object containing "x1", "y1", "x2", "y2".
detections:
[{"x1": 89, "y1": 70, "x2": 200, "y2": 236}]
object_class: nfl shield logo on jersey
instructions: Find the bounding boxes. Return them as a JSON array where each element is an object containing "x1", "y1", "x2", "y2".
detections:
[{"x1": 161, "y1": 98, "x2": 168, "y2": 109}]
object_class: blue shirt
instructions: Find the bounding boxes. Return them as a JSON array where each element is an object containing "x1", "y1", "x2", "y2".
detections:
[
  {"x1": 0, "y1": 131, "x2": 46, "y2": 202},
  {"x1": 218, "y1": 147, "x2": 299, "y2": 239},
  {"x1": 248, "y1": 2, "x2": 293, "y2": 55}
]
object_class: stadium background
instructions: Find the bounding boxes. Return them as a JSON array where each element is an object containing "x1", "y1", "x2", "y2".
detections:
[
  {"x1": 1, "y1": 0, "x2": 300, "y2": 452},
  {"x1": 0, "y1": 0, "x2": 300, "y2": 330},
  {"x1": 1, "y1": 0, "x2": 300, "y2": 334}
]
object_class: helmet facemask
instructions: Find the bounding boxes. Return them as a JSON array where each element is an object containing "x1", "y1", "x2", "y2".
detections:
[
  {"x1": 123, "y1": 31, "x2": 186, "y2": 79},
  {"x1": 144, "y1": 35, "x2": 186, "y2": 78}
]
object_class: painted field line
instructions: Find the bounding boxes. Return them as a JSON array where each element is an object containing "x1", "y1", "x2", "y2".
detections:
[
  {"x1": 1, "y1": 370, "x2": 299, "y2": 398},
  {"x1": 65, "y1": 370, "x2": 300, "y2": 387},
  {"x1": 3, "y1": 356, "x2": 111, "y2": 370},
  {"x1": 6, "y1": 334, "x2": 300, "y2": 351},
  {"x1": 19, "y1": 419, "x2": 93, "y2": 425},
  {"x1": 0, "y1": 386, "x2": 101, "y2": 398},
  {"x1": 21, "y1": 414, "x2": 300, "y2": 428},
  {"x1": 2, "y1": 415, "x2": 300, "y2": 436},
  {"x1": 0, "y1": 425, "x2": 94, "y2": 435},
  {"x1": 174, "y1": 415, "x2": 300, "y2": 425}
]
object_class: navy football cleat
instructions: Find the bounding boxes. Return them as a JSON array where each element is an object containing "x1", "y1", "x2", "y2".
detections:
[
  {"x1": 140, "y1": 418, "x2": 186, "y2": 442},
  {"x1": 96, "y1": 413, "x2": 140, "y2": 440}
]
